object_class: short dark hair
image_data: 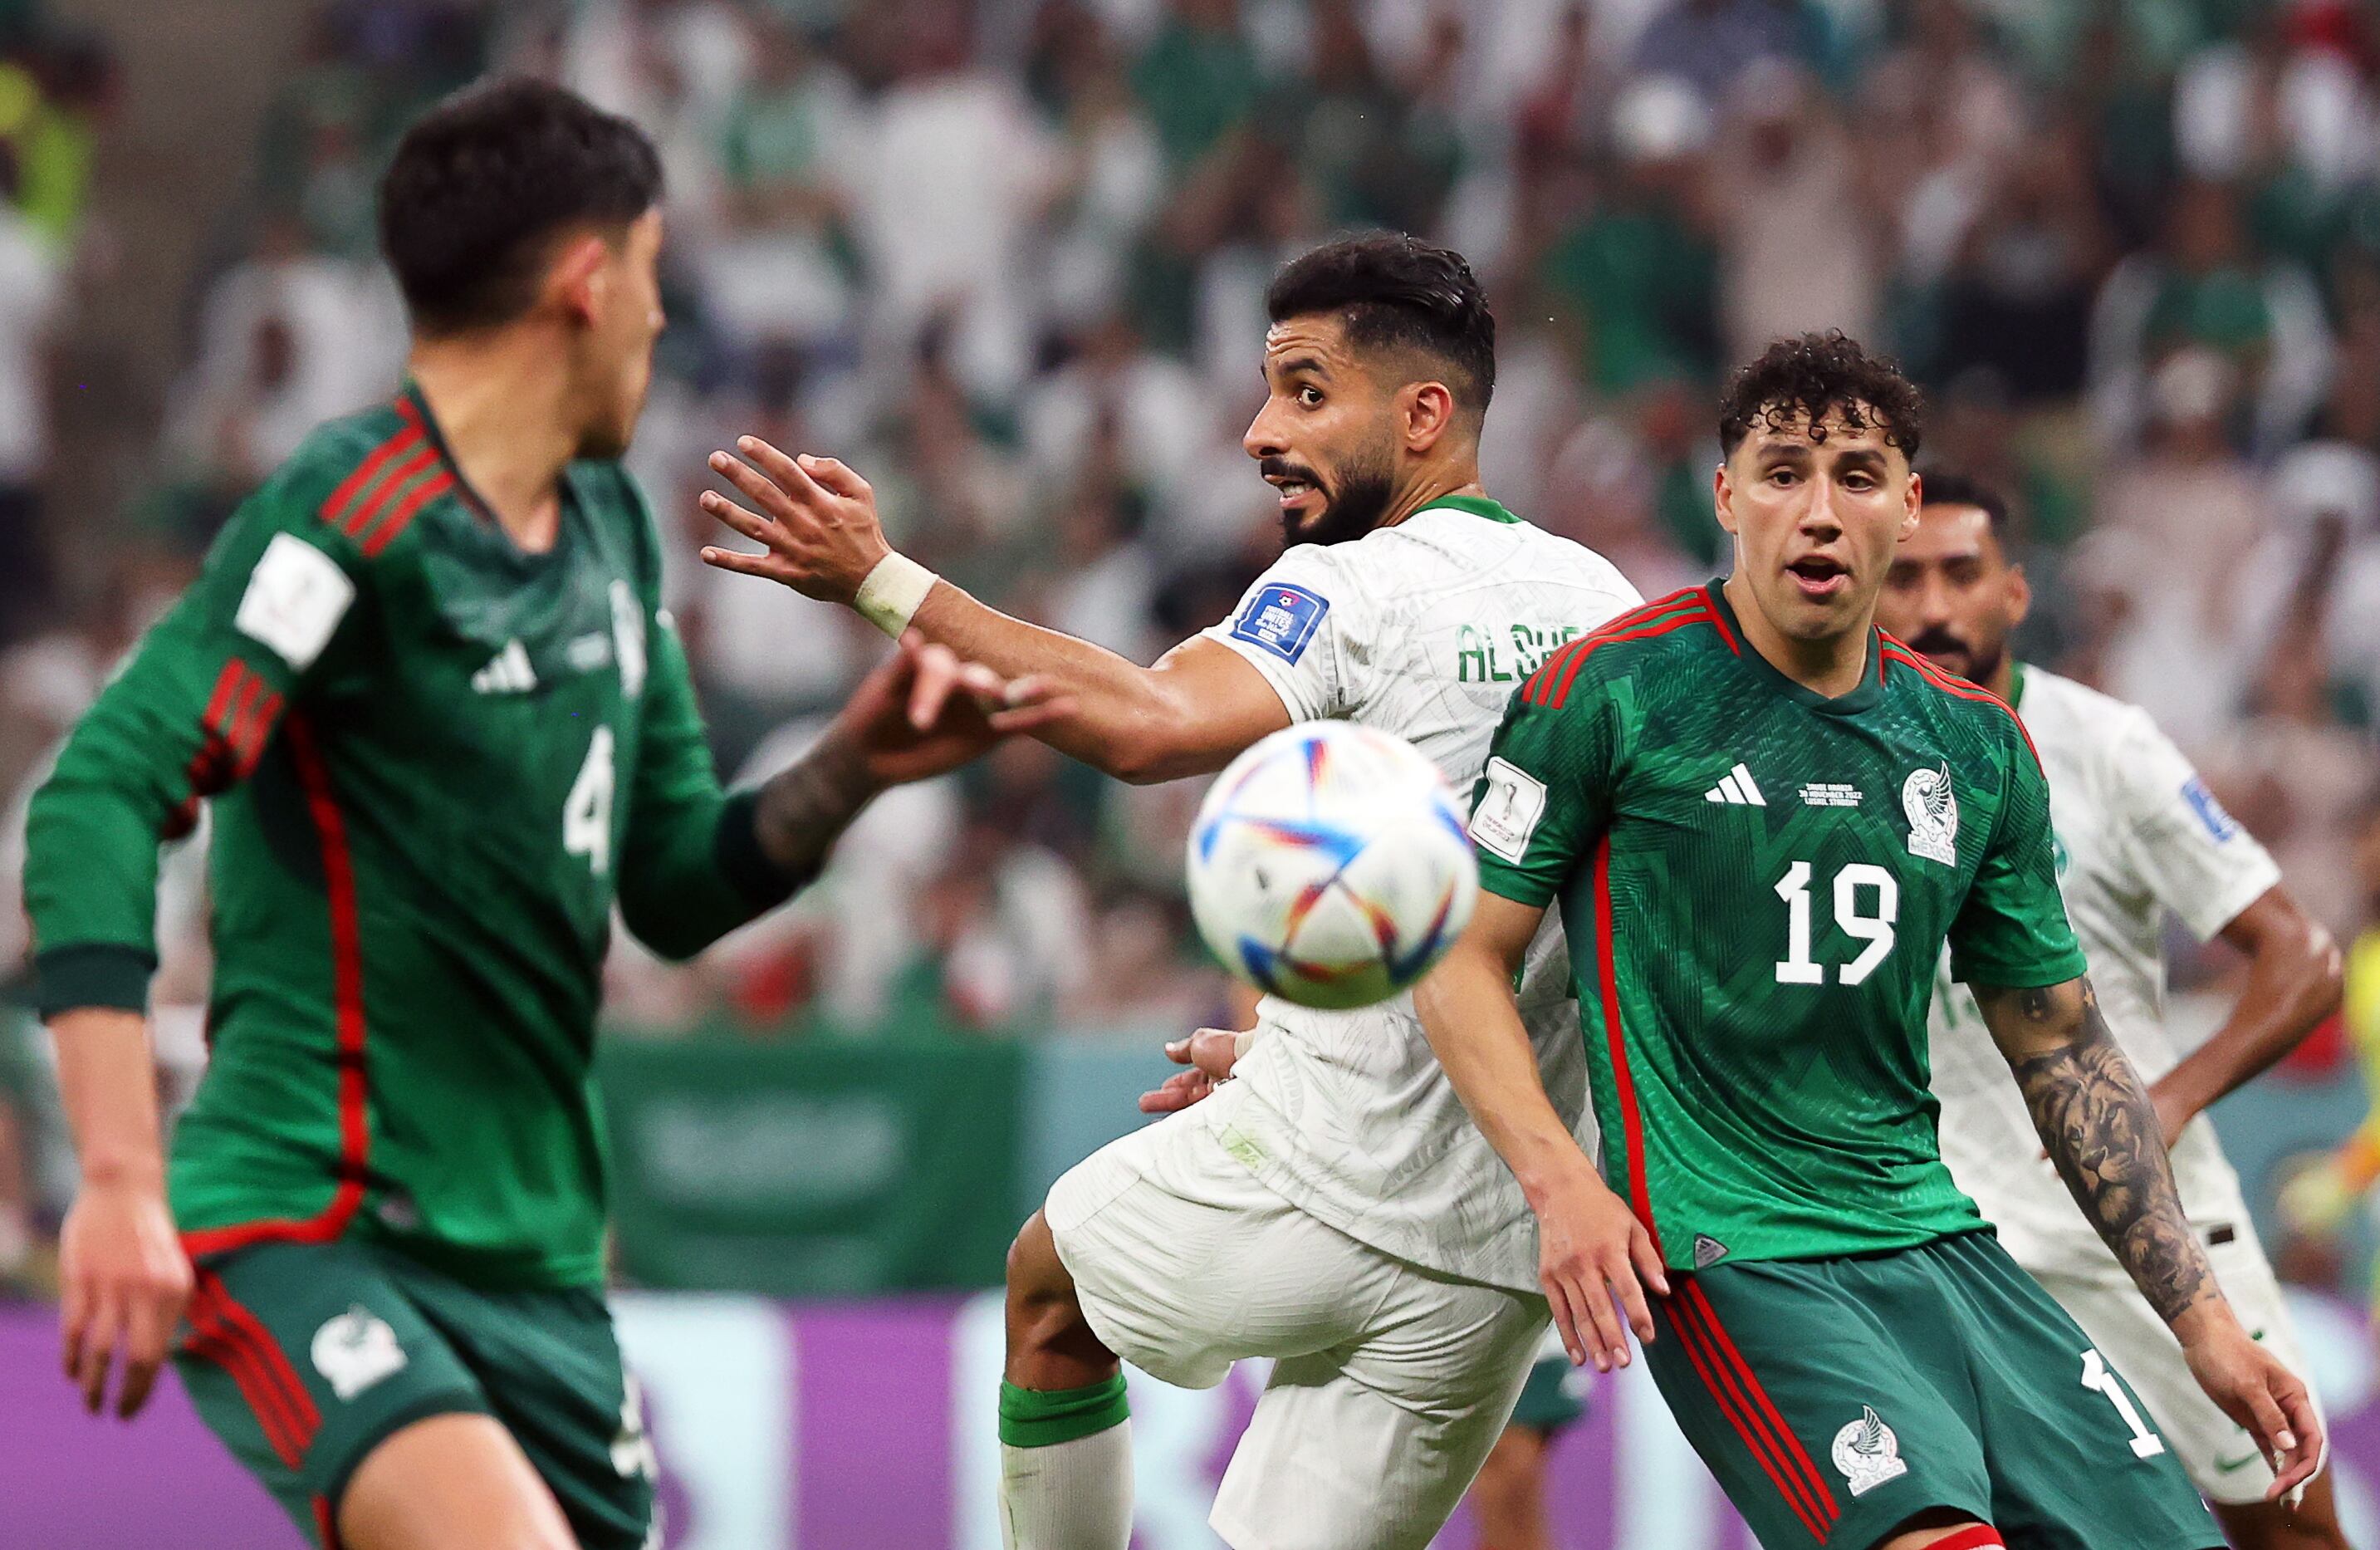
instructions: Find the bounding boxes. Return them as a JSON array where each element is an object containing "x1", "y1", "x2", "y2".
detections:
[
  {"x1": 378, "y1": 76, "x2": 664, "y2": 336},
  {"x1": 1265, "y1": 233, "x2": 1496, "y2": 423},
  {"x1": 1916, "y1": 468, "x2": 2009, "y2": 534},
  {"x1": 1717, "y1": 331, "x2": 1924, "y2": 461}
]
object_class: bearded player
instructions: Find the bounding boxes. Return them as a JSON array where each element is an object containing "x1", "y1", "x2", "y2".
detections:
[
  {"x1": 26, "y1": 80, "x2": 1061, "y2": 1550},
  {"x1": 1418, "y1": 332, "x2": 2321, "y2": 1550},
  {"x1": 695, "y1": 233, "x2": 1643, "y2": 1550},
  {"x1": 1878, "y1": 473, "x2": 2348, "y2": 1550}
]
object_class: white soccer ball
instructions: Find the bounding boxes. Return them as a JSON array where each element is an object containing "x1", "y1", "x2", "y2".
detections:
[{"x1": 1187, "y1": 721, "x2": 1478, "y2": 1010}]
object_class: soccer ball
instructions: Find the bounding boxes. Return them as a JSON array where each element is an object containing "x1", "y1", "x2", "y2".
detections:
[{"x1": 1187, "y1": 721, "x2": 1478, "y2": 1010}]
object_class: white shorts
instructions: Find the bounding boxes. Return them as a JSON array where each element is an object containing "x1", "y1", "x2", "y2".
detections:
[
  {"x1": 1044, "y1": 1107, "x2": 1548, "y2": 1550},
  {"x1": 2030, "y1": 1224, "x2": 2326, "y2": 1505}
]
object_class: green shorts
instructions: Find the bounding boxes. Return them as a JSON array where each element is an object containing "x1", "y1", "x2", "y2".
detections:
[
  {"x1": 173, "y1": 1238, "x2": 654, "y2": 1549},
  {"x1": 1507, "y1": 1345, "x2": 1589, "y2": 1435},
  {"x1": 1645, "y1": 1230, "x2": 2220, "y2": 1550}
]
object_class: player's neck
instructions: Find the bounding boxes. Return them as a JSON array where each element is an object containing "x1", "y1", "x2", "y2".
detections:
[
  {"x1": 407, "y1": 336, "x2": 580, "y2": 554},
  {"x1": 1721, "y1": 573, "x2": 1875, "y2": 699},
  {"x1": 1382, "y1": 465, "x2": 1486, "y2": 527}
]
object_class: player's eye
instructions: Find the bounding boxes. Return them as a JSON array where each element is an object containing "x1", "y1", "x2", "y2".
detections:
[
  {"x1": 1768, "y1": 467, "x2": 1798, "y2": 486},
  {"x1": 1296, "y1": 386, "x2": 1323, "y2": 408}
]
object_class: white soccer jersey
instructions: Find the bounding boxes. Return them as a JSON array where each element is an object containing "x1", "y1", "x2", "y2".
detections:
[
  {"x1": 1928, "y1": 664, "x2": 2281, "y2": 1277},
  {"x1": 1193, "y1": 494, "x2": 1642, "y2": 1292}
]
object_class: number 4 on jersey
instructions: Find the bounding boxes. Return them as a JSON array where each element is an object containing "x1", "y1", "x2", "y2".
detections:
[
  {"x1": 1774, "y1": 861, "x2": 1898, "y2": 985},
  {"x1": 564, "y1": 726, "x2": 615, "y2": 876}
]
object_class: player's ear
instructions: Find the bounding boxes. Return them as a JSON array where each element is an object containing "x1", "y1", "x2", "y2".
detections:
[
  {"x1": 2006, "y1": 561, "x2": 2033, "y2": 629},
  {"x1": 1898, "y1": 468, "x2": 1922, "y2": 541},
  {"x1": 550, "y1": 232, "x2": 611, "y2": 327},
  {"x1": 1404, "y1": 380, "x2": 1455, "y2": 454},
  {"x1": 1712, "y1": 463, "x2": 1739, "y2": 535}
]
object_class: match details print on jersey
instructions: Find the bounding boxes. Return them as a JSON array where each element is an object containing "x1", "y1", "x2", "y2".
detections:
[{"x1": 1472, "y1": 583, "x2": 2087, "y2": 1269}]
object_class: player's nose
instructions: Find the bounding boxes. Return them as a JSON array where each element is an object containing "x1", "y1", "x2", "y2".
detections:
[{"x1": 1242, "y1": 404, "x2": 1289, "y2": 461}]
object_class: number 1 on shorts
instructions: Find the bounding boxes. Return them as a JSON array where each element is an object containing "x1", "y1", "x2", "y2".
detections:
[{"x1": 2080, "y1": 1347, "x2": 2166, "y2": 1459}]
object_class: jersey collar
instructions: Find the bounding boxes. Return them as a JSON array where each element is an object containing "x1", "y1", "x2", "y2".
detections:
[
  {"x1": 399, "y1": 379, "x2": 576, "y2": 567},
  {"x1": 1705, "y1": 580, "x2": 1886, "y2": 716},
  {"x1": 1413, "y1": 493, "x2": 1521, "y2": 524}
]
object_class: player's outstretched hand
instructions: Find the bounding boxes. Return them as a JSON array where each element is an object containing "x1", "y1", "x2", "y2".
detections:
[
  {"x1": 699, "y1": 437, "x2": 891, "y2": 605},
  {"x1": 58, "y1": 1176, "x2": 191, "y2": 1420},
  {"x1": 2178, "y1": 1310, "x2": 2324, "y2": 1501},
  {"x1": 834, "y1": 631, "x2": 1073, "y2": 788},
  {"x1": 1137, "y1": 1028, "x2": 1247, "y2": 1113},
  {"x1": 1535, "y1": 1160, "x2": 1669, "y2": 1373}
]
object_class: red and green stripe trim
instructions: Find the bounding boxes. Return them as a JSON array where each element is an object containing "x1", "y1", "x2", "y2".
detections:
[
  {"x1": 316, "y1": 396, "x2": 452, "y2": 557},
  {"x1": 180, "y1": 713, "x2": 371, "y2": 1259},
  {"x1": 1879, "y1": 638, "x2": 2043, "y2": 762},
  {"x1": 1663, "y1": 1281, "x2": 1839, "y2": 1541},
  {"x1": 1591, "y1": 836, "x2": 1660, "y2": 1253},
  {"x1": 1521, "y1": 589, "x2": 1721, "y2": 709},
  {"x1": 183, "y1": 1268, "x2": 321, "y2": 1468},
  {"x1": 165, "y1": 658, "x2": 284, "y2": 837}
]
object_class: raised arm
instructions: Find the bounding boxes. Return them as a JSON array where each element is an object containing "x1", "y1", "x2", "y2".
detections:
[
  {"x1": 1971, "y1": 976, "x2": 2322, "y2": 1498},
  {"x1": 1415, "y1": 891, "x2": 1666, "y2": 1372},
  {"x1": 2146, "y1": 886, "x2": 2341, "y2": 1145},
  {"x1": 698, "y1": 438, "x2": 1289, "y2": 783}
]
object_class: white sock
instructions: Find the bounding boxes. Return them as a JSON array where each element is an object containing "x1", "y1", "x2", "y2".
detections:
[{"x1": 999, "y1": 1420, "x2": 1133, "y2": 1550}]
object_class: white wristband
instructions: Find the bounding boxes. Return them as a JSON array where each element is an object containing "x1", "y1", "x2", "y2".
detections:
[{"x1": 853, "y1": 552, "x2": 938, "y2": 639}]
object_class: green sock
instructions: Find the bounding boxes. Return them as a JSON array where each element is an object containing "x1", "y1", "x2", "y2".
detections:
[{"x1": 998, "y1": 1375, "x2": 1129, "y2": 1449}]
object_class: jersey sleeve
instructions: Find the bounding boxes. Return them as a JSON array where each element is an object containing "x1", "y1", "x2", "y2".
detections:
[
  {"x1": 1469, "y1": 671, "x2": 1623, "y2": 908},
  {"x1": 2108, "y1": 710, "x2": 2281, "y2": 941},
  {"x1": 25, "y1": 487, "x2": 365, "y2": 1015},
  {"x1": 1197, "y1": 545, "x2": 1364, "y2": 722},
  {"x1": 613, "y1": 487, "x2": 804, "y2": 960},
  {"x1": 1947, "y1": 721, "x2": 2089, "y2": 988}
]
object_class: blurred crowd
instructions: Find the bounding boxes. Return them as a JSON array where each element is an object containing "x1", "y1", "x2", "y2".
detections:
[{"x1": 3, "y1": 0, "x2": 2380, "y2": 1288}]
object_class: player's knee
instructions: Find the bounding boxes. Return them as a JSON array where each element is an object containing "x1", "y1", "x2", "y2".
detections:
[{"x1": 1471, "y1": 1425, "x2": 1546, "y2": 1511}]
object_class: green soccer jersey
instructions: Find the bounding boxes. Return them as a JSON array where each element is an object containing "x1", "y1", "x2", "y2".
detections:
[
  {"x1": 1470, "y1": 583, "x2": 2086, "y2": 1270},
  {"x1": 25, "y1": 387, "x2": 797, "y2": 1289}
]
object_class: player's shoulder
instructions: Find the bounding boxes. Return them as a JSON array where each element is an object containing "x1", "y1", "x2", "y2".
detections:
[
  {"x1": 1516, "y1": 585, "x2": 1735, "y2": 710},
  {"x1": 213, "y1": 396, "x2": 424, "y2": 566},
  {"x1": 2013, "y1": 665, "x2": 2166, "y2": 758},
  {"x1": 1877, "y1": 631, "x2": 2040, "y2": 765}
]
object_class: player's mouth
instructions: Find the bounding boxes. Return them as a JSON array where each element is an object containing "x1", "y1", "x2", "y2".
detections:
[
  {"x1": 1785, "y1": 554, "x2": 1851, "y2": 601},
  {"x1": 1265, "y1": 468, "x2": 1327, "y2": 521}
]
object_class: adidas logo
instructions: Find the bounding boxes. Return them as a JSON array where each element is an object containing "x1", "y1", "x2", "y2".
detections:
[
  {"x1": 1693, "y1": 1233, "x2": 1731, "y2": 1268},
  {"x1": 471, "y1": 640, "x2": 536, "y2": 694},
  {"x1": 1703, "y1": 762, "x2": 1765, "y2": 806}
]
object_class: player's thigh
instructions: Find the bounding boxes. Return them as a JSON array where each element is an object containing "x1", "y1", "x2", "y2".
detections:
[
  {"x1": 173, "y1": 1239, "x2": 489, "y2": 1548},
  {"x1": 338, "y1": 1411, "x2": 575, "y2": 1550},
  {"x1": 391, "y1": 1262, "x2": 658, "y2": 1550},
  {"x1": 1209, "y1": 1262, "x2": 1545, "y2": 1550},
  {"x1": 1643, "y1": 1260, "x2": 1992, "y2": 1550},
  {"x1": 2034, "y1": 1239, "x2": 2327, "y2": 1508},
  {"x1": 1934, "y1": 1234, "x2": 2221, "y2": 1550},
  {"x1": 1042, "y1": 1109, "x2": 1382, "y2": 1391}
]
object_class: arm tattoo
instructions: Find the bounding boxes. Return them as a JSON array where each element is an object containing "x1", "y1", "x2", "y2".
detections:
[
  {"x1": 1998, "y1": 981, "x2": 2216, "y2": 1325},
  {"x1": 751, "y1": 730, "x2": 876, "y2": 884}
]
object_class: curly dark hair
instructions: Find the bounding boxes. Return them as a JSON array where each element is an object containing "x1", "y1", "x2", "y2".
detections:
[
  {"x1": 1266, "y1": 233, "x2": 1496, "y2": 423},
  {"x1": 1717, "y1": 331, "x2": 1924, "y2": 461}
]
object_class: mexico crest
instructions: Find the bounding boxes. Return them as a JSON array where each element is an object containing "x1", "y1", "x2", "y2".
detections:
[
  {"x1": 1832, "y1": 1405, "x2": 1909, "y2": 1497},
  {"x1": 1902, "y1": 763, "x2": 1958, "y2": 866}
]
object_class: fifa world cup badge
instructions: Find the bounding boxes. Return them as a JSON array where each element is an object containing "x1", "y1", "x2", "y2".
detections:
[
  {"x1": 1832, "y1": 1405, "x2": 1909, "y2": 1496},
  {"x1": 1902, "y1": 763, "x2": 1958, "y2": 866}
]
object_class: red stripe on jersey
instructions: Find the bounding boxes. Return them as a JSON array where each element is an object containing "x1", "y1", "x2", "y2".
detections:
[
  {"x1": 1547, "y1": 607, "x2": 1712, "y2": 709},
  {"x1": 1664, "y1": 1292, "x2": 1830, "y2": 1542},
  {"x1": 339, "y1": 444, "x2": 439, "y2": 539},
  {"x1": 1697, "y1": 583, "x2": 1741, "y2": 654},
  {"x1": 1880, "y1": 644, "x2": 2043, "y2": 762},
  {"x1": 359, "y1": 469, "x2": 453, "y2": 557},
  {"x1": 314, "y1": 1497, "x2": 340, "y2": 1550},
  {"x1": 184, "y1": 1276, "x2": 306, "y2": 1466},
  {"x1": 206, "y1": 1274, "x2": 322, "y2": 1445},
  {"x1": 1928, "y1": 1527, "x2": 2004, "y2": 1550},
  {"x1": 1521, "y1": 591, "x2": 1707, "y2": 705},
  {"x1": 320, "y1": 420, "x2": 425, "y2": 532},
  {"x1": 1592, "y1": 836, "x2": 1661, "y2": 1254},
  {"x1": 1683, "y1": 1280, "x2": 1840, "y2": 1521},
  {"x1": 180, "y1": 714, "x2": 370, "y2": 1261}
]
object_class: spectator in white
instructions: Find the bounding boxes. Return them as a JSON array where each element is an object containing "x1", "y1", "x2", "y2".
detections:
[
  {"x1": 2087, "y1": 179, "x2": 2331, "y2": 457},
  {"x1": 1709, "y1": 61, "x2": 1882, "y2": 361},
  {"x1": 0, "y1": 141, "x2": 59, "y2": 642},
  {"x1": 2174, "y1": 8, "x2": 2378, "y2": 200},
  {"x1": 844, "y1": 3, "x2": 1060, "y2": 403},
  {"x1": 2264, "y1": 351, "x2": 2380, "y2": 725},
  {"x1": 1021, "y1": 311, "x2": 1207, "y2": 547},
  {"x1": 698, "y1": 11, "x2": 862, "y2": 351},
  {"x1": 1026, "y1": 2, "x2": 1168, "y2": 326},
  {"x1": 2094, "y1": 346, "x2": 2274, "y2": 751},
  {"x1": 167, "y1": 214, "x2": 402, "y2": 484}
]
